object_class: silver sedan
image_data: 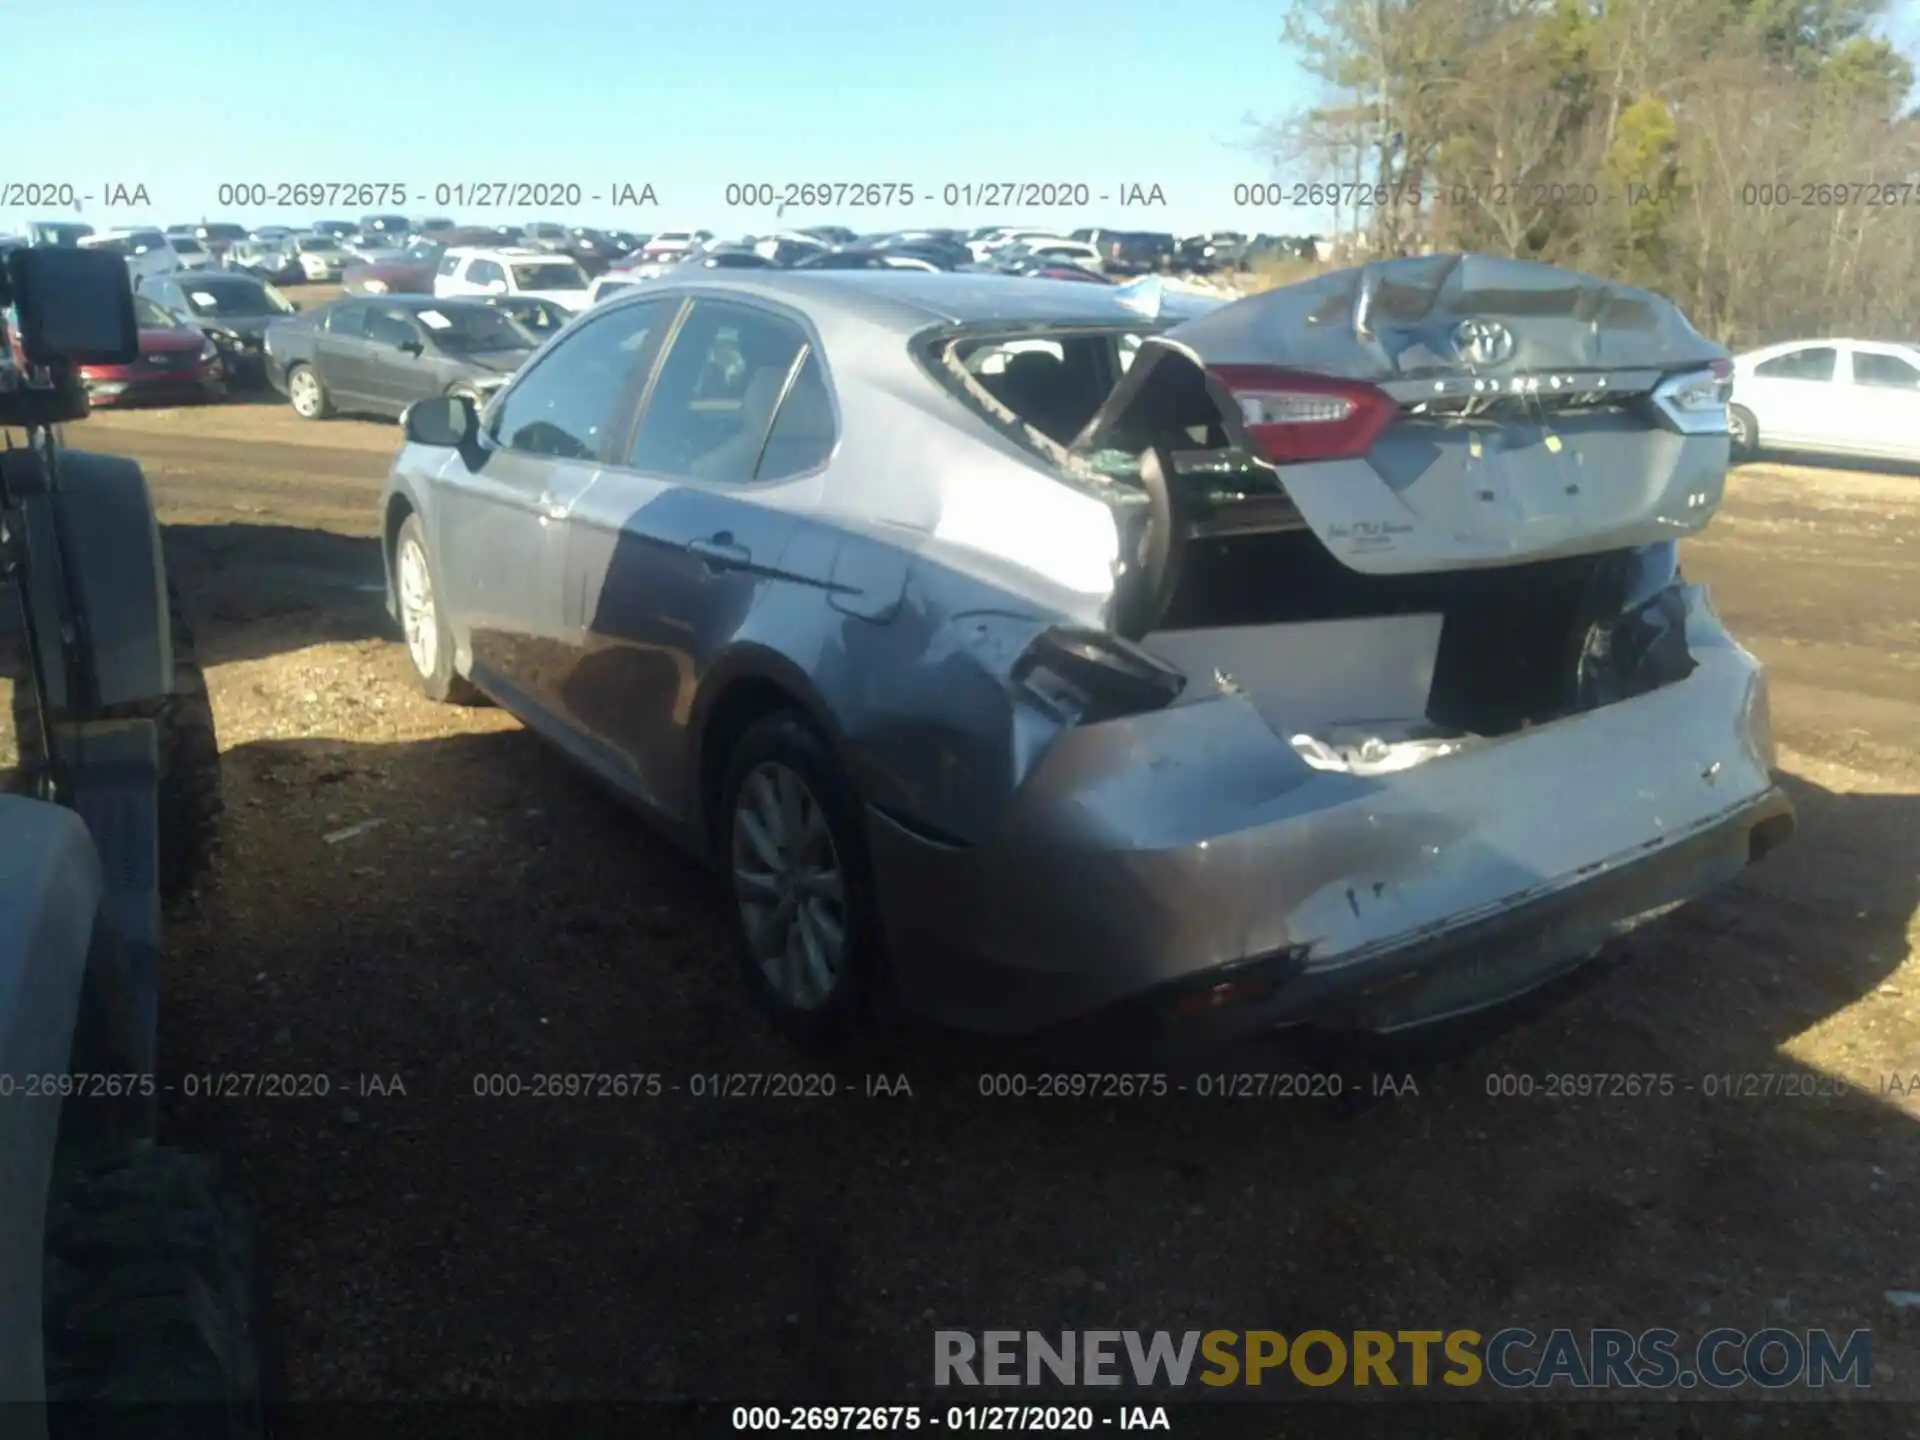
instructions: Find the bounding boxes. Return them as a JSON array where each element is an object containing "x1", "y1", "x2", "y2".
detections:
[{"x1": 379, "y1": 261, "x2": 1792, "y2": 1057}]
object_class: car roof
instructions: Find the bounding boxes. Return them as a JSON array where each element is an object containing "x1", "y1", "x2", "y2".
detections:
[
  {"x1": 607, "y1": 270, "x2": 1179, "y2": 335},
  {"x1": 332, "y1": 293, "x2": 497, "y2": 311},
  {"x1": 445, "y1": 246, "x2": 565, "y2": 259}
]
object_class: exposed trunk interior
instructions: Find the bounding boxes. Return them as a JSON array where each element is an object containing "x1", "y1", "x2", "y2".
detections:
[
  {"x1": 925, "y1": 307, "x2": 1704, "y2": 747},
  {"x1": 1154, "y1": 528, "x2": 1614, "y2": 736}
]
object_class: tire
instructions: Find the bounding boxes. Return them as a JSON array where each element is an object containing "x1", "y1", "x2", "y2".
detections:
[
  {"x1": 11, "y1": 581, "x2": 223, "y2": 904},
  {"x1": 392, "y1": 514, "x2": 480, "y2": 705},
  {"x1": 1728, "y1": 404, "x2": 1758, "y2": 460},
  {"x1": 43, "y1": 1146, "x2": 271, "y2": 1439},
  {"x1": 717, "y1": 711, "x2": 889, "y2": 1056},
  {"x1": 285, "y1": 362, "x2": 332, "y2": 420}
]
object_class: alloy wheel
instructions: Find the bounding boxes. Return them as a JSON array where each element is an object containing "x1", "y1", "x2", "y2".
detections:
[
  {"x1": 396, "y1": 538, "x2": 438, "y2": 678},
  {"x1": 730, "y1": 761, "x2": 848, "y2": 1012},
  {"x1": 289, "y1": 368, "x2": 322, "y2": 418}
]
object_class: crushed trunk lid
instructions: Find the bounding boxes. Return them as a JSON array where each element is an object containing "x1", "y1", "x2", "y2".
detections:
[{"x1": 1072, "y1": 252, "x2": 1734, "y2": 577}]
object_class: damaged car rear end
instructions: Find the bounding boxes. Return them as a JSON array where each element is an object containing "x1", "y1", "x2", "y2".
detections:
[{"x1": 864, "y1": 254, "x2": 1792, "y2": 1053}]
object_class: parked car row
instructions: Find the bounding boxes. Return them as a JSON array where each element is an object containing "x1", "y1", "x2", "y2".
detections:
[{"x1": 263, "y1": 293, "x2": 571, "y2": 421}]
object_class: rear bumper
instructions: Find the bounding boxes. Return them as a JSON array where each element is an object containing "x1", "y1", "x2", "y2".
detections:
[
  {"x1": 82, "y1": 375, "x2": 221, "y2": 406},
  {"x1": 1033, "y1": 786, "x2": 1792, "y2": 1061},
  {"x1": 865, "y1": 593, "x2": 1788, "y2": 1051}
]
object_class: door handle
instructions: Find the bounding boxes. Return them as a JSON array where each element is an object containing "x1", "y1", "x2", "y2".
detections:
[{"x1": 687, "y1": 532, "x2": 751, "y2": 570}]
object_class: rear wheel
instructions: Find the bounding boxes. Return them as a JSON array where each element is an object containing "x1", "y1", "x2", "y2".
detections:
[
  {"x1": 1728, "y1": 404, "x2": 1758, "y2": 460},
  {"x1": 718, "y1": 712, "x2": 889, "y2": 1056},
  {"x1": 393, "y1": 514, "x2": 480, "y2": 705},
  {"x1": 286, "y1": 363, "x2": 331, "y2": 420}
]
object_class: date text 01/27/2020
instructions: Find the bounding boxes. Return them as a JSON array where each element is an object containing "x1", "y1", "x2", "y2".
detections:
[
  {"x1": 717, "y1": 182, "x2": 1169, "y2": 209},
  {"x1": 207, "y1": 181, "x2": 660, "y2": 209},
  {"x1": 729, "y1": 1405, "x2": 1170, "y2": 1432}
]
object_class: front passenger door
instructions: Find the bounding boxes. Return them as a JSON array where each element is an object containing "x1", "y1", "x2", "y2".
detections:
[
  {"x1": 360, "y1": 305, "x2": 431, "y2": 414},
  {"x1": 1842, "y1": 346, "x2": 1920, "y2": 458},
  {"x1": 1741, "y1": 345, "x2": 1839, "y2": 451},
  {"x1": 433, "y1": 298, "x2": 674, "y2": 721}
]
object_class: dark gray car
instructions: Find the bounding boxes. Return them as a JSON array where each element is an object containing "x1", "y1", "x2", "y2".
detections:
[
  {"x1": 136, "y1": 271, "x2": 299, "y2": 387},
  {"x1": 265, "y1": 295, "x2": 537, "y2": 420}
]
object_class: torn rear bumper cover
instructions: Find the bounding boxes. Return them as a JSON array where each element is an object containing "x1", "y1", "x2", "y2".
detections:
[{"x1": 864, "y1": 605, "x2": 1790, "y2": 1050}]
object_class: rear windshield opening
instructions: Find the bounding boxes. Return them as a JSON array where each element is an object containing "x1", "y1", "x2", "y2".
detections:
[{"x1": 946, "y1": 332, "x2": 1120, "y2": 446}]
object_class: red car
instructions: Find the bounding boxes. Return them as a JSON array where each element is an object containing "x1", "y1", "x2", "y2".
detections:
[{"x1": 78, "y1": 294, "x2": 224, "y2": 406}]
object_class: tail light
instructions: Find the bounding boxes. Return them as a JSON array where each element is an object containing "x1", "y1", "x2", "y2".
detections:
[
  {"x1": 1012, "y1": 627, "x2": 1185, "y2": 724},
  {"x1": 1649, "y1": 364, "x2": 1731, "y2": 435},
  {"x1": 1210, "y1": 364, "x2": 1398, "y2": 463}
]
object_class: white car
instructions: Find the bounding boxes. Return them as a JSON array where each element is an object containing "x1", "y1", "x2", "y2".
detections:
[
  {"x1": 635, "y1": 229, "x2": 712, "y2": 263},
  {"x1": 586, "y1": 273, "x2": 643, "y2": 306},
  {"x1": 1728, "y1": 338, "x2": 1920, "y2": 464},
  {"x1": 433, "y1": 246, "x2": 592, "y2": 312},
  {"x1": 288, "y1": 233, "x2": 351, "y2": 281},
  {"x1": 166, "y1": 235, "x2": 219, "y2": 271},
  {"x1": 79, "y1": 230, "x2": 182, "y2": 285},
  {"x1": 967, "y1": 228, "x2": 1059, "y2": 262},
  {"x1": 1004, "y1": 237, "x2": 1106, "y2": 272}
]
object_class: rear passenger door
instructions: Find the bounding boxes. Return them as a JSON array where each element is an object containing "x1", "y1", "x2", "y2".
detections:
[{"x1": 556, "y1": 297, "x2": 836, "y2": 820}]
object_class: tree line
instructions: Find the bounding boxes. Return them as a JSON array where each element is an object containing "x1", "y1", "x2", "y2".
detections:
[{"x1": 1266, "y1": 0, "x2": 1920, "y2": 348}]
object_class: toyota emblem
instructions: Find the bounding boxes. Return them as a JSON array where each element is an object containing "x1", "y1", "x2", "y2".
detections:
[{"x1": 1451, "y1": 318, "x2": 1516, "y2": 367}]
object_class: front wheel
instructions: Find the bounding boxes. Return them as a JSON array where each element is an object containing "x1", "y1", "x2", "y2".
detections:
[
  {"x1": 393, "y1": 515, "x2": 480, "y2": 705},
  {"x1": 718, "y1": 712, "x2": 889, "y2": 1056},
  {"x1": 286, "y1": 363, "x2": 332, "y2": 420}
]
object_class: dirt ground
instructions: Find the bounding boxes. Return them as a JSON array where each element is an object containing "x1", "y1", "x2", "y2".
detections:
[{"x1": 9, "y1": 390, "x2": 1920, "y2": 1427}]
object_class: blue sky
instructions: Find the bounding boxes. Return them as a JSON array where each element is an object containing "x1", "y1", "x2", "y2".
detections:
[{"x1": 0, "y1": 0, "x2": 1327, "y2": 238}]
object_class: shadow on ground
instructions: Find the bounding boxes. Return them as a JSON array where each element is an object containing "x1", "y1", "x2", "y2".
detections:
[
  {"x1": 161, "y1": 522, "x2": 388, "y2": 666},
  {"x1": 160, "y1": 716, "x2": 1920, "y2": 1416}
]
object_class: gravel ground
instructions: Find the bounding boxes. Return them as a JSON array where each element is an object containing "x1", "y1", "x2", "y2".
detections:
[{"x1": 6, "y1": 393, "x2": 1919, "y2": 1430}]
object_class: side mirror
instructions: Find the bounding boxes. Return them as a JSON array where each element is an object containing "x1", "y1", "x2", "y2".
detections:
[
  {"x1": 403, "y1": 393, "x2": 477, "y2": 449},
  {"x1": 400, "y1": 339, "x2": 423, "y2": 356}
]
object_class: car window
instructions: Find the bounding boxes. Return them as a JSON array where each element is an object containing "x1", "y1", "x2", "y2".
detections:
[
  {"x1": 964, "y1": 338, "x2": 1066, "y2": 377},
  {"x1": 132, "y1": 295, "x2": 178, "y2": 329},
  {"x1": 1753, "y1": 346, "x2": 1837, "y2": 382},
  {"x1": 626, "y1": 301, "x2": 810, "y2": 482},
  {"x1": 364, "y1": 307, "x2": 421, "y2": 348},
  {"x1": 510, "y1": 261, "x2": 586, "y2": 291},
  {"x1": 754, "y1": 351, "x2": 836, "y2": 481},
  {"x1": 489, "y1": 298, "x2": 673, "y2": 460},
  {"x1": 469, "y1": 260, "x2": 503, "y2": 286},
  {"x1": 1850, "y1": 350, "x2": 1920, "y2": 388},
  {"x1": 325, "y1": 301, "x2": 371, "y2": 335},
  {"x1": 437, "y1": 253, "x2": 462, "y2": 277}
]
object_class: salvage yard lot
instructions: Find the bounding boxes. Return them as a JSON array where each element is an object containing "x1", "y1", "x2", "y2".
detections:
[{"x1": 17, "y1": 400, "x2": 1920, "y2": 1419}]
